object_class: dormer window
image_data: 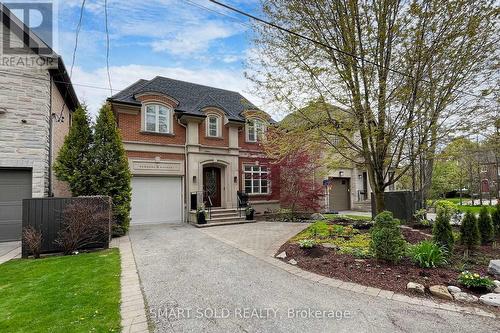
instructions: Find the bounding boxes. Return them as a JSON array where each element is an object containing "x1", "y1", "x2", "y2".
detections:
[
  {"x1": 207, "y1": 115, "x2": 220, "y2": 137},
  {"x1": 145, "y1": 104, "x2": 172, "y2": 134},
  {"x1": 246, "y1": 119, "x2": 265, "y2": 142}
]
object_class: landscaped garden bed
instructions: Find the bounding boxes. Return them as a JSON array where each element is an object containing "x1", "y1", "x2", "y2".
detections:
[
  {"x1": 276, "y1": 208, "x2": 500, "y2": 309},
  {"x1": 0, "y1": 249, "x2": 121, "y2": 332}
]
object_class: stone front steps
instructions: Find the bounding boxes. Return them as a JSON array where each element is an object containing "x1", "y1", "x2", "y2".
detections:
[{"x1": 192, "y1": 208, "x2": 255, "y2": 227}]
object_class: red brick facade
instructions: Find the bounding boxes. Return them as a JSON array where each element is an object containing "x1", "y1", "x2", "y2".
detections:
[{"x1": 117, "y1": 110, "x2": 186, "y2": 145}]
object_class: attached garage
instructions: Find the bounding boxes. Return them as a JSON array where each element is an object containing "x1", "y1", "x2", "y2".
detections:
[
  {"x1": 131, "y1": 176, "x2": 183, "y2": 225},
  {"x1": 0, "y1": 169, "x2": 32, "y2": 241}
]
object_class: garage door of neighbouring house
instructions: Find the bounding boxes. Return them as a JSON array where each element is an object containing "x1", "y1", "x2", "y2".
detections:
[
  {"x1": 329, "y1": 178, "x2": 351, "y2": 211},
  {"x1": 131, "y1": 176, "x2": 182, "y2": 224},
  {"x1": 0, "y1": 169, "x2": 32, "y2": 242}
]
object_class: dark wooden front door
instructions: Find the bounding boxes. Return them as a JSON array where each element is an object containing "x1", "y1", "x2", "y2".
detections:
[{"x1": 203, "y1": 167, "x2": 221, "y2": 207}]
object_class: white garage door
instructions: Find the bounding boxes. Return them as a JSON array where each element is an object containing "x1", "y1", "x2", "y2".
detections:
[{"x1": 131, "y1": 176, "x2": 183, "y2": 224}]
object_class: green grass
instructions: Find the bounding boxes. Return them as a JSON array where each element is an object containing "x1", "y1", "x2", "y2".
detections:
[
  {"x1": 0, "y1": 249, "x2": 121, "y2": 333},
  {"x1": 323, "y1": 214, "x2": 372, "y2": 221},
  {"x1": 432, "y1": 198, "x2": 496, "y2": 214}
]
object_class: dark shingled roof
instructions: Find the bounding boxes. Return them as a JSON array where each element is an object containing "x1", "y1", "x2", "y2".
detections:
[{"x1": 108, "y1": 76, "x2": 271, "y2": 123}]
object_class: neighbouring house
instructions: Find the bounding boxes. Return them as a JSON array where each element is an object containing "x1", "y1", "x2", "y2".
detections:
[
  {"x1": 0, "y1": 4, "x2": 79, "y2": 241},
  {"x1": 107, "y1": 76, "x2": 280, "y2": 225},
  {"x1": 479, "y1": 150, "x2": 499, "y2": 200},
  {"x1": 280, "y1": 101, "x2": 372, "y2": 213}
]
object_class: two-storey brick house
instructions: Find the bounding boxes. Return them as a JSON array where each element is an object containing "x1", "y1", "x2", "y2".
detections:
[{"x1": 108, "y1": 76, "x2": 280, "y2": 225}]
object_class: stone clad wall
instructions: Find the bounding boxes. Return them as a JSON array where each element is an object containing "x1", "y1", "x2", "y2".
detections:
[{"x1": 0, "y1": 20, "x2": 51, "y2": 198}]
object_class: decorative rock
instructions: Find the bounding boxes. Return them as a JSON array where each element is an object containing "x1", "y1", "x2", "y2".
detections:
[
  {"x1": 493, "y1": 280, "x2": 500, "y2": 288},
  {"x1": 494, "y1": 287, "x2": 500, "y2": 294},
  {"x1": 354, "y1": 259, "x2": 366, "y2": 263},
  {"x1": 488, "y1": 260, "x2": 500, "y2": 276},
  {"x1": 429, "y1": 285, "x2": 453, "y2": 300},
  {"x1": 288, "y1": 259, "x2": 297, "y2": 265},
  {"x1": 310, "y1": 213, "x2": 325, "y2": 220},
  {"x1": 322, "y1": 243, "x2": 339, "y2": 250},
  {"x1": 479, "y1": 293, "x2": 500, "y2": 307},
  {"x1": 447, "y1": 286, "x2": 461, "y2": 294},
  {"x1": 453, "y1": 292, "x2": 478, "y2": 303},
  {"x1": 276, "y1": 251, "x2": 287, "y2": 259},
  {"x1": 406, "y1": 282, "x2": 425, "y2": 294}
]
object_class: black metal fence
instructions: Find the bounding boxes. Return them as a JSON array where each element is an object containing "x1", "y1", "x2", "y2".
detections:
[
  {"x1": 22, "y1": 196, "x2": 111, "y2": 258},
  {"x1": 371, "y1": 191, "x2": 421, "y2": 223}
]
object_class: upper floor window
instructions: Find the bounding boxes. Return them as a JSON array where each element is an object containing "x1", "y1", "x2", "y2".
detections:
[
  {"x1": 207, "y1": 115, "x2": 221, "y2": 137},
  {"x1": 246, "y1": 119, "x2": 265, "y2": 142},
  {"x1": 145, "y1": 104, "x2": 172, "y2": 134}
]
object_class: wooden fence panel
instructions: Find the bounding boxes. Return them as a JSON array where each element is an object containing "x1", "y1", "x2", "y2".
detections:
[{"x1": 22, "y1": 196, "x2": 111, "y2": 258}]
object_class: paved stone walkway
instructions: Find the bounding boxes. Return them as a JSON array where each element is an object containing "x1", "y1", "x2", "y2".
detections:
[
  {"x1": 111, "y1": 236, "x2": 150, "y2": 333},
  {"x1": 0, "y1": 241, "x2": 21, "y2": 264}
]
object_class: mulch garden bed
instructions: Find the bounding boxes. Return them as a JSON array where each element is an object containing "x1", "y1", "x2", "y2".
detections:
[{"x1": 277, "y1": 226, "x2": 500, "y2": 304}]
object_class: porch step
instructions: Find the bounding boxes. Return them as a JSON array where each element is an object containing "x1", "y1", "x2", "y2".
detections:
[
  {"x1": 206, "y1": 215, "x2": 247, "y2": 223},
  {"x1": 193, "y1": 220, "x2": 257, "y2": 228},
  {"x1": 210, "y1": 211, "x2": 245, "y2": 218}
]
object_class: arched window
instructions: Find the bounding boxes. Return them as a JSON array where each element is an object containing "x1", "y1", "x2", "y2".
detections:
[
  {"x1": 144, "y1": 104, "x2": 172, "y2": 134},
  {"x1": 246, "y1": 118, "x2": 265, "y2": 142},
  {"x1": 206, "y1": 115, "x2": 221, "y2": 137}
]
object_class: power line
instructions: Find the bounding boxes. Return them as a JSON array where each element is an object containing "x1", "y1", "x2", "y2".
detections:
[
  {"x1": 56, "y1": 0, "x2": 87, "y2": 122},
  {"x1": 181, "y1": 0, "x2": 250, "y2": 28},
  {"x1": 104, "y1": 0, "x2": 113, "y2": 95},
  {"x1": 207, "y1": 0, "x2": 497, "y2": 102}
]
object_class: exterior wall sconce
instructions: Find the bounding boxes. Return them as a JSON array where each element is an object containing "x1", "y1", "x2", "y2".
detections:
[
  {"x1": 193, "y1": 176, "x2": 197, "y2": 183},
  {"x1": 358, "y1": 174, "x2": 363, "y2": 179},
  {"x1": 234, "y1": 176, "x2": 238, "y2": 183},
  {"x1": 339, "y1": 171, "x2": 344, "y2": 177}
]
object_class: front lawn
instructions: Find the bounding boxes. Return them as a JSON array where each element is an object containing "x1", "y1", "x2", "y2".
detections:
[
  {"x1": 431, "y1": 198, "x2": 496, "y2": 214},
  {"x1": 0, "y1": 249, "x2": 121, "y2": 333}
]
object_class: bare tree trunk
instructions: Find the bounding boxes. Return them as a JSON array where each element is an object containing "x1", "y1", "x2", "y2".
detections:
[{"x1": 374, "y1": 190, "x2": 385, "y2": 214}]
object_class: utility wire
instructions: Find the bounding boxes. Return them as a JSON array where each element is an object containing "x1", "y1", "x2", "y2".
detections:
[
  {"x1": 181, "y1": 0, "x2": 250, "y2": 28},
  {"x1": 207, "y1": 0, "x2": 496, "y2": 102},
  {"x1": 56, "y1": 0, "x2": 86, "y2": 122},
  {"x1": 104, "y1": 0, "x2": 113, "y2": 95}
]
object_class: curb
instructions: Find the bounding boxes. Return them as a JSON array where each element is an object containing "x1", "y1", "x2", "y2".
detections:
[{"x1": 111, "y1": 236, "x2": 150, "y2": 333}]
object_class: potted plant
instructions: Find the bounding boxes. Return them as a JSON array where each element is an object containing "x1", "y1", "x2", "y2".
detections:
[
  {"x1": 245, "y1": 206, "x2": 255, "y2": 221},
  {"x1": 197, "y1": 206, "x2": 207, "y2": 225}
]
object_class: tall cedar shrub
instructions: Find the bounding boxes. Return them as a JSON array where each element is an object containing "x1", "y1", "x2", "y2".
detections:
[
  {"x1": 432, "y1": 207, "x2": 454, "y2": 251},
  {"x1": 477, "y1": 206, "x2": 494, "y2": 244},
  {"x1": 490, "y1": 203, "x2": 500, "y2": 239},
  {"x1": 460, "y1": 211, "x2": 480, "y2": 257},
  {"x1": 87, "y1": 104, "x2": 131, "y2": 236},
  {"x1": 370, "y1": 211, "x2": 406, "y2": 263},
  {"x1": 53, "y1": 105, "x2": 93, "y2": 195}
]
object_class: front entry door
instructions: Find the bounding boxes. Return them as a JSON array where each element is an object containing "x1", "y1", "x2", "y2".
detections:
[
  {"x1": 203, "y1": 167, "x2": 221, "y2": 207},
  {"x1": 329, "y1": 178, "x2": 351, "y2": 211}
]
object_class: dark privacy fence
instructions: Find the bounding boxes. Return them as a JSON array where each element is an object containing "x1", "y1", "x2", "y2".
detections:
[
  {"x1": 371, "y1": 191, "x2": 422, "y2": 222},
  {"x1": 22, "y1": 196, "x2": 111, "y2": 257}
]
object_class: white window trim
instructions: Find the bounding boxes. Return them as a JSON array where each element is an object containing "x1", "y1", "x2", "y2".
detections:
[
  {"x1": 246, "y1": 118, "x2": 266, "y2": 143},
  {"x1": 206, "y1": 114, "x2": 221, "y2": 138},
  {"x1": 143, "y1": 103, "x2": 173, "y2": 134},
  {"x1": 243, "y1": 164, "x2": 270, "y2": 195}
]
